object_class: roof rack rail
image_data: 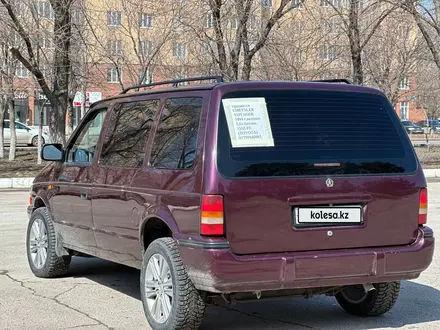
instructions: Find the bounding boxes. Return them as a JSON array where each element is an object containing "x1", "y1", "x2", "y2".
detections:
[
  {"x1": 120, "y1": 75, "x2": 224, "y2": 94},
  {"x1": 309, "y1": 78, "x2": 353, "y2": 84}
]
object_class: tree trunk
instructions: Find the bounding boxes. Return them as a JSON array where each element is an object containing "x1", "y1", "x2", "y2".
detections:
[
  {"x1": 80, "y1": 85, "x2": 87, "y2": 119},
  {"x1": 241, "y1": 56, "x2": 253, "y2": 81},
  {"x1": 37, "y1": 101, "x2": 46, "y2": 165},
  {"x1": 48, "y1": 99, "x2": 67, "y2": 146},
  {"x1": 351, "y1": 51, "x2": 364, "y2": 85},
  {"x1": 49, "y1": 1, "x2": 72, "y2": 145},
  {"x1": 409, "y1": 3, "x2": 440, "y2": 71},
  {"x1": 8, "y1": 97, "x2": 16, "y2": 161},
  {"x1": 67, "y1": 97, "x2": 74, "y2": 137},
  {"x1": 0, "y1": 97, "x2": 5, "y2": 159},
  {"x1": 349, "y1": 0, "x2": 364, "y2": 85}
]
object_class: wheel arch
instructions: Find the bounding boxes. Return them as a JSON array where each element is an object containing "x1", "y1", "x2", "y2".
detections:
[
  {"x1": 33, "y1": 196, "x2": 46, "y2": 210},
  {"x1": 139, "y1": 215, "x2": 176, "y2": 251},
  {"x1": 29, "y1": 134, "x2": 38, "y2": 144}
]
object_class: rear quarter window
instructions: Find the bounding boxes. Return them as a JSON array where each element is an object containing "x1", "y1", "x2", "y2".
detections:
[
  {"x1": 150, "y1": 97, "x2": 202, "y2": 169},
  {"x1": 217, "y1": 89, "x2": 417, "y2": 178}
]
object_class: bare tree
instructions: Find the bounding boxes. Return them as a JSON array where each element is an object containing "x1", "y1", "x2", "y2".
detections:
[
  {"x1": 261, "y1": 4, "x2": 351, "y2": 82},
  {"x1": 416, "y1": 57, "x2": 440, "y2": 119},
  {"x1": 83, "y1": 0, "x2": 174, "y2": 91},
  {"x1": 0, "y1": 48, "x2": 6, "y2": 160},
  {"x1": 0, "y1": 20, "x2": 19, "y2": 161},
  {"x1": 324, "y1": 0, "x2": 397, "y2": 85},
  {"x1": 363, "y1": 9, "x2": 422, "y2": 105},
  {"x1": 394, "y1": 1, "x2": 440, "y2": 72},
  {"x1": 184, "y1": 0, "x2": 300, "y2": 81},
  {"x1": 0, "y1": 0, "x2": 75, "y2": 144}
]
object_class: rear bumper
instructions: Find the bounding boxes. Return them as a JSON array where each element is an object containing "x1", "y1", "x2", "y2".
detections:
[{"x1": 177, "y1": 226, "x2": 435, "y2": 293}]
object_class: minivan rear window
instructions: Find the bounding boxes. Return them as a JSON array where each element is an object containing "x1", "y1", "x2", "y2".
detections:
[{"x1": 217, "y1": 89, "x2": 417, "y2": 178}]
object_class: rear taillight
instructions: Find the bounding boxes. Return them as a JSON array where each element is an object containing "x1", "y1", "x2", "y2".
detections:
[
  {"x1": 200, "y1": 195, "x2": 224, "y2": 236},
  {"x1": 419, "y1": 188, "x2": 428, "y2": 225}
]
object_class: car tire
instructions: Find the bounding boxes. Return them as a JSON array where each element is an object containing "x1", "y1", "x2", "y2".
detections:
[
  {"x1": 140, "y1": 237, "x2": 205, "y2": 330},
  {"x1": 336, "y1": 282, "x2": 400, "y2": 317},
  {"x1": 26, "y1": 207, "x2": 71, "y2": 278},
  {"x1": 31, "y1": 136, "x2": 44, "y2": 147}
]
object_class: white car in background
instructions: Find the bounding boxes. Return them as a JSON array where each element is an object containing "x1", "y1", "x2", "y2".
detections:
[{"x1": 3, "y1": 120, "x2": 50, "y2": 146}]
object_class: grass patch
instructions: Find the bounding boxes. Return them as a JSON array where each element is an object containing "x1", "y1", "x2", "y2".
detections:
[
  {"x1": 415, "y1": 146, "x2": 440, "y2": 168},
  {"x1": 0, "y1": 150, "x2": 47, "y2": 178}
]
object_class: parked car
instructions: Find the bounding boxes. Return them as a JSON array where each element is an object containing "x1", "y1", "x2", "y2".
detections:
[
  {"x1": 401, "y1": 120, "x2": 424, "y2": 134},
  {"x1": 27, "y1": 76, "x2": 435, "y2": 330},
  {"x1": 3, "y1": 120, "x2": 50, "y2": 146},
  {"x1": 415, "y1": 119, "x2": 440, "y2": 134}
]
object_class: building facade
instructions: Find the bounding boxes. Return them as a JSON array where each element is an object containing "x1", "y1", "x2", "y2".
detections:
[{"x1": 5, "y1": 0, "x2": 428, "y2": 127}]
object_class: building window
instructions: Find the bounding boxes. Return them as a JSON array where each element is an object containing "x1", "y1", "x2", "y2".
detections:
[
  {"x1": 15, "y1": 2, "x2": 26, "y2": 17},
  {"x1": 248, "y1": 15, "x2": 257, "y2": 29},
  {"x1": 292, "y1": 0, "x2": 305, "y2": 8},
  {"x1": 41, "y1": 36, "x2": 54, "y2": 49},
  {"x1": 293, "y1": 21, "x2": 305, "y2": 35},
  {"x1": 138, "y1": 68, "x2": 153, "y2": 84},
  {"x1": 399, "y1": 76, "x2": 410, "y2": 89},
  {"x1": 174, "y1": 70, "x2": 187, "y2": 81},
  {"x1": 203, "y1": 40, "x2": 215, "y2": 55},
  {"x1": 261, "y1": 0, "x2": 272, "y2": 7},
  {"x1": 107, "y1": 11, "x2": 122, "y2": 27},
  {"x1": 107, "y1": 67, "x2": 121, "y2": 83},
  {"x1": 231, "y1": 17, "x2": 238, "y2": 29},
  {"x1": 400, "y1": 102, "x2": 409, "y2": 120},
  {"x1": 173, "y1": 42, "x2": 187, "y2": 61},
  {"x1": 107, "y1": 40, "x2": 123, "y2": 56},
  {"x1": 15, "y1": 62, "x2": 29, "y2": 78},
  {"x1": 72, "y1": 8, "x2": 82, "y2": 24},
  {"x1": 321, "y1": 0, "x2": 343, "y2": 7},
  {"x1": 321, "y1": 44, "x2": 338, "y2": 60},
  {"x1": 37, "y1": 1, "x2": 54, "y2": 19},
  {"x1": 11, "y1": 32, "x2": 22, "y2": 48},
  {"x1": 324, "y1": 18, "x2": 339, "y2": 33},
  {"x1": 205, "y1": 13, "x2": 215, "y2": 28},
  {"x1": 139, "y1": 40, "x2": 153, "y2": 56},
  {"x1": 173, "y1": 16, "x2": 184, "y2": 29},
  {"x1": 139, "y1": 13, "x2": 153, "y2": 28}
]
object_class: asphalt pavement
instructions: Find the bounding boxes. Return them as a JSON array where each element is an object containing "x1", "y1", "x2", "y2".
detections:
[{"x1": 0, "y1": 186, "x2": 439, "y2": 330}]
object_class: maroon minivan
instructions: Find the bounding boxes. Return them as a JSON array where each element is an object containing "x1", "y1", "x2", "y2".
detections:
[{"x1": 27, "y1": 77, "x2": 435, "y2": 329}]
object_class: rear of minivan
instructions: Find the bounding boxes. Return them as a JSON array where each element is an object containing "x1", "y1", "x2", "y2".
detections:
[{"x1": 177, "y1": 81, "x2": 434, "y2": 306}]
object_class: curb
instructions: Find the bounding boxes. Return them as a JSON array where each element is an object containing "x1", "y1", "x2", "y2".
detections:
[
  {"x1": 422, "y1": 169, "x2": 440, "y2": 178},
  {"x1": 1, "y1": 169, "x2": 440, "y2": 189},
  {"x1": 0, "y1": 178, "x2": 34, "y2": 189}
]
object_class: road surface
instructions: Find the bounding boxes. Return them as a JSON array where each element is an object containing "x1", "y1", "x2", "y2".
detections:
[{"x1": 0, "y1": 187, "x2": 439, "y2": 330}]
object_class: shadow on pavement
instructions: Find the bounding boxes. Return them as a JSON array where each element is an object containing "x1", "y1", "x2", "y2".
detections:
[
  {"x1": 68, "y1": 257, "x2": 141, "y2": 300},
  {"x1": 67, "y1": 257, "x2": 440, "y2": 329}
]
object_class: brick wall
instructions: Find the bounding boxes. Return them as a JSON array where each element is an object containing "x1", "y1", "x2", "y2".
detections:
[{"x1": 394, "y1": 75, "x2": 427, "y2": 123}]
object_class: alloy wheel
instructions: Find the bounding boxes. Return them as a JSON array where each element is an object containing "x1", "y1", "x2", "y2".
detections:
[
  {"x1": 29, "y1": 218, "x2": 48, "y2": 269},
  {"x1": 144, "y1": 254, "x2": 173, "y2": 324}
]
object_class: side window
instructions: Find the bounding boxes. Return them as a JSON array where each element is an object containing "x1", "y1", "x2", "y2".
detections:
[
  {"x1": 4, "y1": 121, "x2": 10, "y2": 129},
  {"x1": 150, "y1": 97, "x2": 202, "y2": 169},
  {"x1": 15, "y1": 123, "x2": 27, "y2": 130},
  {"x1": 67, "y1": 109, "x2": 107, "y2": 164},
  {"x1": 99, "y1": 100, "x2": 159, "y2": 168}
]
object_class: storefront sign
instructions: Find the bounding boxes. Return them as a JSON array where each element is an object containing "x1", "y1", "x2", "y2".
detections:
[{"x1": 73, "y1": 91, "x2": 102, "y2": 107}]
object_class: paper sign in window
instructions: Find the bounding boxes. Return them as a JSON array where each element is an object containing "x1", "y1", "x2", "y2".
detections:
[{"x1": 222, "y1": 97, "x2": 274, "y2": 148}]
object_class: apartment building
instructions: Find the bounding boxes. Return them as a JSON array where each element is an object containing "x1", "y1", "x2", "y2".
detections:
[{"x1": 4, "y1": 0, "x2": 427, "y2": 127}]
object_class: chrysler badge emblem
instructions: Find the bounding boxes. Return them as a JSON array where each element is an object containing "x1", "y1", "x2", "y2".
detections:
[{"x1": 326, "y1": 178, "x2": 334, "y2": 188}]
